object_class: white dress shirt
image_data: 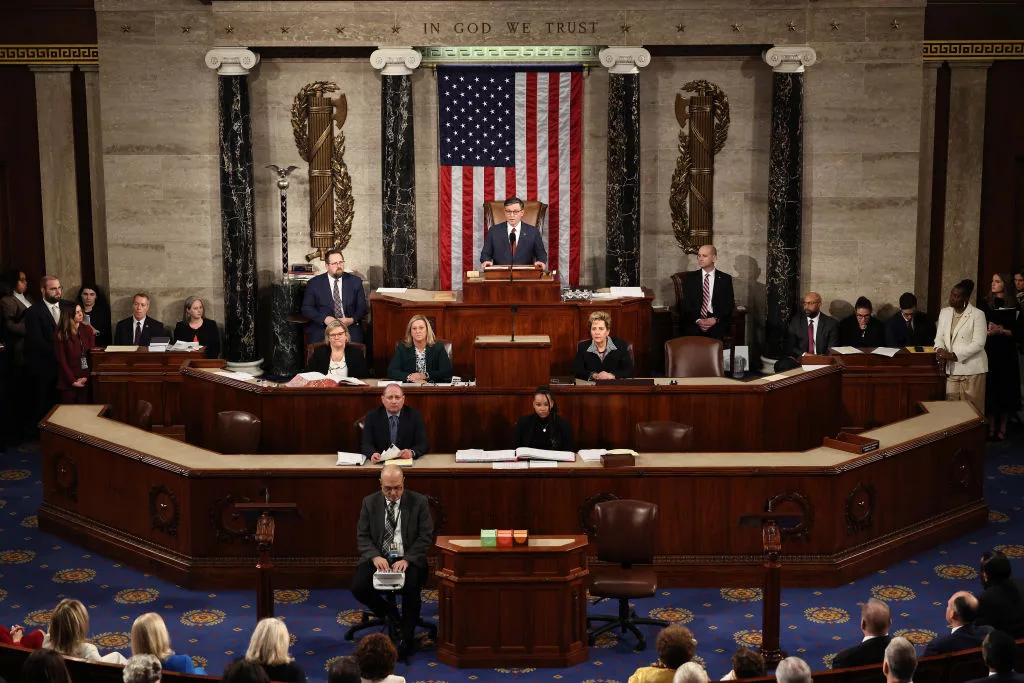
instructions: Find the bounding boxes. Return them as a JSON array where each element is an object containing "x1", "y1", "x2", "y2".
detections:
[
  {"x1": 383, "y1": 495, "x2": 404, "y2": 557},
  {"x1": 700, "y1": 268, "x2": 717, "y2": 317}
]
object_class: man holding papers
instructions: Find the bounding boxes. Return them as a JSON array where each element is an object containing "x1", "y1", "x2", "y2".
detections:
[
  {"x1": 361, "y1": 384, "x2": 428, "y2": 462},
  {"x1": 352, "y1": 465, "x2": 434, "y2": 658}
]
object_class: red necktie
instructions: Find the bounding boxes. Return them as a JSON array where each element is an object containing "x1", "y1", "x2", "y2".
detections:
[
  {"x1": 700, "y1": 272, "x2": 710, "y2": 317},
  {"x1": 510, "y1": 228, "x2": 517, "y2": 256},
  {"x1": 807, "y1": 319, "x2": 815, "y2": 354}
]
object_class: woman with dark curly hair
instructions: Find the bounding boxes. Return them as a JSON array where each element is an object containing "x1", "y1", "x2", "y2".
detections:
[
  {"x1": 627, "y1": 625, "x2": 697, "y2": 683},
  {"x1": 76, "y1": 283, "x2": 111, "y2": 347},
  {"x1": 352, "y1": 633, "x2": 404, "y2": 683}
]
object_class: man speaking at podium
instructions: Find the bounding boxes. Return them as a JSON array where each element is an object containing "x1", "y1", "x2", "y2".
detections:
[{"x1": 480, "y1": 196, "x2": 547, "y2": 269}]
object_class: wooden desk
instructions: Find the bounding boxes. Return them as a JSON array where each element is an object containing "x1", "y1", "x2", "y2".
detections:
[
  {"x1": 435, "y1": 535, "x2": 589, "y2": 668},
  {"x1": 90, "y1": 348, "x2": 200, "y2": 425},
  {"x1": 179, "y1": 361, "x2": 843, "y2": 454},
  {"x1": 39, "y1": 401, "x2": 986, "y2": 590},
  {"x1": 370, "y1": 288, "x2": 654, "y2": 377}
]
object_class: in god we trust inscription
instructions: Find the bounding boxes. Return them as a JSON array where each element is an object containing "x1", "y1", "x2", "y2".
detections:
[{"x1": 423, "y1": 20, "x2": 599, "y2": 35}]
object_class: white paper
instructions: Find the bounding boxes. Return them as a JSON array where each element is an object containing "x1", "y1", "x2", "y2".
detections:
[
  {"x1": 336, "y1": 377, "x2": 368, "y2": 386},
  {"x1": 376, "y1": 287, "x2": 408, "y2": 294},
  {"x1": 590, "y1": 292, "x2": 617, "y2": 300},
  {"x1": 336, "y1": 451, "x2": 366, "y2": 466},
  {"x1": 456, "y1": 449, "x2": 517, "y2": 463},
  {"x1": 213, "y1": 370, "x2": 255, "y2": 381},
  {"x1": 104, "y1": 345, "x2": 138, "y2": 352},
  {"x1": 578, "y1": 449, "x2": 607, "y2": 463},
  {"x1": 610, "y1": 286, "x2": 645, "y2": 298},
  {"x1": 871, "y1": 346, "x2": 901, "y2": 357},
  {"x1": 802, "y1": 364, "x2": 831, "y2": 371},
  {"x1": 831, "y1": 346, "x2": 863, "y2": 355},
  {"x1": 297, "y1": 371, "x2": 328, "y2": 381},
  {"x1": 378, "y1": 444, "x2": 402, "y2": 461},
  {"x1": 168, "y1": 340, "x2": 200, "y2": 351},
  {"x1": 147, "y1": 344, "x2": 167, "y2": 353},
  {"x1": 528, "y1": 460, "x2": 559, "y2": 468},
  {"x1": 492, "y1": 461, "x2": 530, "y2": 470},
  {"x1": 515, "y1": 447, "x2": 576, "y2": 462}
]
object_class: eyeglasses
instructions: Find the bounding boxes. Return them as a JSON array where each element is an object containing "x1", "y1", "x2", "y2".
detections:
[
  {"x1": 327, "y1": 333, "x2": 346, "y2": 339},
  {"x1": 504, "y1": 209, "x2": 524, "y2": 215},
  {"x1": 855, "y1": 313, "x2": 871, "y2": 319},
  {"x1": 382, "y1": 485, "x2": 404, "y2": 493}
]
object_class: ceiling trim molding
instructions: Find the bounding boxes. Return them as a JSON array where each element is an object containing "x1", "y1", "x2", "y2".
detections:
[
  {"x1": 0, "y1": 44, "x2": 98, "y2": 65},
  {"x1": 923, "y1": 40, "x2": 1024, "y2": 61}
]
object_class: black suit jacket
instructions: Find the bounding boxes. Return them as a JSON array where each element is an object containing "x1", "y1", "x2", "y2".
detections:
[
  {"x1": 786, "y1": 313, "x2": 840, "y2": 358},
  {"x1": 480, "y1": 222, "x2": 547, "y2": 265},
  {"x1": 573, "y1": 337, "x2": 634, "y2": 380},
  {"x1": 965, "y1": 674, "x2": 1024, "y2": 683},
  {"x1": 114, "y1": 317, "x2": 167, "y2": 346},
  {"x1": 838, "y1": 315, "x2": 887, "y2": 347},
  {"x1": 832, "y1": 635, "x2": 891, "y2": 670},
  {"x1": 305, "y1": 343, "x2": 370, "y2": 379},
  {"x1": 680, "y1": 269, "x2": 735, "y2": 339},
  {"x1": 923, "y1": 623, "x2": 993, "y2": 657},
  {"x1": 885, "y1": 312, "x2": 936, "y2": 347},
  {"x1": 23, "y1": 300, "x2": 69, "y2": 378},
  {"x1": 361, "y1": 405, "x2": 429, "y2": 459},
  {"x1": 356, "y1": 489, "x2": 434, "y2": 570},
  {"x1": 386, "y1": 342, "x2": 453, "y2": 383},
  {"x1": 977, "y1": 578, "x2": 1024, "y2": 638}
]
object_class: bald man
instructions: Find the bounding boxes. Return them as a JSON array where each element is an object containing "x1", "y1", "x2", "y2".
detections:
[
  {"x1": 924, "y1": 591, "x2": 992, "y2": 656},
  {"x1": 679, "y1": 244, "x2": 735, "y2": 340},
  {"x1": 833, "y1": 598, "x2": 892, "y2": 669},
  {"x1": 775, "y1": 291, "x2": 840, "y2": 371}
]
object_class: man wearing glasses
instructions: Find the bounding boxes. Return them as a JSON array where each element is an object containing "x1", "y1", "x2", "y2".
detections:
[
  {"x1": 300, "y1": 248, "x2": 368, "y2": 343},
  {"x1": 480, "y1": 196, "x2": 547, "y2": 269}
]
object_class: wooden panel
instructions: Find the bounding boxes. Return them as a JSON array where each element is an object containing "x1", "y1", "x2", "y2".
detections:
[
  {"x1": 90, "y1": 349, "x2": 195, "y2": 425},
  {"x1": 474, "y1": 339, "x2": 551, "y2": 389},
  {"x1": 462, "y1": 277, "x2": 561, "y2": 303}
]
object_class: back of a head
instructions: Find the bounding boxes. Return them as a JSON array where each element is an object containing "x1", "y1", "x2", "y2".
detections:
[
  {"x1": 48, "y1": 599, "x2": 88, "y2": 656},
  {"x1": 731, "y1": 647, "x2": 767, "y2": 679},
  {"x1": 776, "y1": 656, "x2": 812, "y2": 683},
  {"x1": 656, "y1": 625, "x2": 696, "y2": 669},
  {"x1": 353, "y1": 633, "x2": 397, "y2": 682},
  {"x1": 982, "y1": 550, "x2": 1013, "y2": 585},
  {"x1": 123, "y1": 654, "x2": 162, "y2": 683},
  {"x1": 326, "y1": 656, "x2": 361, "y2": 683},
  {"x1": 673, "y1": 661, "x2": 709, "y2": 683},
  {"x1": 862, "y1": 598, "x2": 891, "y2": 636},
  {"x1": 22, "y1": 648, "x2": 71, "y2": 683},
  {"x1": 245, "y1": 618, "x2": 291, "y2": 667},
  {"x1": 222, "y1": 658, "x2": 269, "y2": 683},
  {"x1": 884, "y1": 637, "x2": 917, "y2": 682},
  {"x1": 131, "y1": 613, "x2": 172, "y2": 659},
  {"x1": 983, "y1": 630, "x2": 1017, "y2": 675}
]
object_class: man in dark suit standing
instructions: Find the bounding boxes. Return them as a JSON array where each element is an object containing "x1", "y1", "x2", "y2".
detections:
[
  {"x1": 480, "y1": 196, "x2": 547, "y2": 269},
  {"x1": 965, "y1": 631, "x2": 1024, "y2": 683},
  {"x1": 361, "y1": 384, "x2": 429, "y2": 463},
  {"x1": 832, "y1": 598, "x2": 892, "y2": 670},
  {"x1": 352, "y1": 465, "x2": 434, "y2": 658},
  {"x1": 775, "y1": 291, "x2": 841, "y2": 371},
  {"x1": 114, "y1": 293, "x2": 167, "y2": 346},
  {"x1": 680, "y1": 244, "x2": 735, "y2": 340},
  {"x1": 300, "y1": 248, "x2": 367, "y2": 344},
  {"x1": 885, "y1": 292, "x2": 936, "y2": 348},
  {"x1": 976, "y1": 550, "x2": 1024, "y2": 638},
  {"x1": 23, "y1": 276, "x2": 68, "y2": 425},
  {"x1": 923, "y1": 591, "x2": 993, "y2": 656}
]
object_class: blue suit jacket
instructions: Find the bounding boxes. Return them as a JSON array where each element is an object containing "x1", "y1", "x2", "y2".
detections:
[
  {"x1": 301, "y1": 272, "x2": 367, "y2": 344},
  {"x1": 480, "y1": 222, "x2": 547, "y2": 266}
]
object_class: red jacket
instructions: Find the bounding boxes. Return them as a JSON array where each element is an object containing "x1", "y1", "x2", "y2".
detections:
[{"x1": 55, "y1": 324, "x2": 96, "y2": 391}]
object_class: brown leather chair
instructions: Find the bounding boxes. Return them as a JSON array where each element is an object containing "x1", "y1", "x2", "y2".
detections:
[
  {"x1": 664, "y1": 336, "x2": 725, "y2": 378},
  {"x1": 635, "y1": 421, "x2": 694, "y2": 453},
  {"x1": 133, "y1": 400, "x2": 154, "y2": 432},
  {"x1": 669, "y1": 270, "x2": 748, "y2": 370},
  {"x1": 586, "y1": 499, "x2": 668, "y2": 650},
  {"x1": 216, "y1": 410, "x2": 262, "y2": 454},
  {"x1": 435, "y1": 338, "x2": 453, "y2": 367},
  {"x1": 483, "y1": 199, "x2": 548, "y2": 233}
]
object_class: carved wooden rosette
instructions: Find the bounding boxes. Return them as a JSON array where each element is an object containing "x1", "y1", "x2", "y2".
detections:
[{"x1": 670, "y1": 80, "x2": 731, "y2": 254}]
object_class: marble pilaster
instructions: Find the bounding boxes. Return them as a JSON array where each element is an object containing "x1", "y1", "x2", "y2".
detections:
[
  {"x1": 81, "y1": 65, "x2": 109, "y2": 291},
  {"x1": 914, "y1": 62, "x2": 941, "y2": 309},
  {"x1": 371, "y1": 47, "x2": 421, "y2": 287},
  {"x1": 762, "y1": 46, "x2": 816, "y2": 362},
  {"x1": 207, "y1": 48, "x2": 261, "y2": 373},
  {"x1": 31, "y1": 65, "x2": 81, "y2": 287},
  {"x1": 600, "y1": 47, "x2": 649, "y2": 287},
  {"x1": 270, "y1": 280, "x2": 304, "y2": 376}
]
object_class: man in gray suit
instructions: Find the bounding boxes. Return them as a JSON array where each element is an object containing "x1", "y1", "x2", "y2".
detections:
[
  {"x1": 776, "y1": 291, "x2": 840, "y2": 371},
  {"x1": 352, "y1": 465, "x2": 434, "y2": 657}
]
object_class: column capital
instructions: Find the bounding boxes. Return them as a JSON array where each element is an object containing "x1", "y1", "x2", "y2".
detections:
[
  {"x1": 599, "y1": 47, "x2": 651, "y2": 75},
  {"x1": 370, "y1": 47, "x2": 421, "y2": 76},
  {"x1": 205, "y1": 47, "x2": 259, "y2": 76},
  {"x1": 763, "y1": 46, "x2": 817, "y2": 73}
]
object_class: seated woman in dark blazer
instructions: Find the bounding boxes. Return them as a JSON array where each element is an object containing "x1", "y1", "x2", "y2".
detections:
[
  {"x1": 172, "y1": 296, "x2": 221, "y2": 359},
  {"x1": 572, "y1": 310, "x2": 634, "y2": 380},
  {"x1": 387, "y1": 314, "x2": 453, "y2": 383},
  {"x1": 305, "y1": 320, "x2": 369, "y2": 379},
  {"x1": 514, "y1": 386, "x2": 574, "y2": 451}
]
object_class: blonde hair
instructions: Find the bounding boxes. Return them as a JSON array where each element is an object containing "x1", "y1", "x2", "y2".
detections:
[
  {"x1": 48, "y1": 599, "x2": 89, "y2": 656},
  {"x1": 588, "y1": 310, "x2": 612, "y2": 331},
  {"x1": 131, "y1": 613, "x2": 173, "y2": 660},
  {"x1": 325, "y1": 320, "x2": 350, "y2": 337},
  {"x1": 245, "y1": 618, "x2": 293, "y2": 666},
  {"x1": 401, "y1": 314, "x2": 436, "y2": 347}
]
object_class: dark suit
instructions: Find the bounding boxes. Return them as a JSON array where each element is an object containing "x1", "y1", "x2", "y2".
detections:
[
  {"x1": 304, "y1": 343, "x2": 370, "y2": 379},
  {"x1": 786, "y1": 313, "x2": 840, "y2": 359},
  {"x1": 114, "y1": 316, "x2": 167, "y2": 346},
  {"x1": 965, "y1": 674, "x2": 1024, "y2": 683},
  {"x1": 923, "y1": 623, "x2": 993, "y2": 657},
  {"x1": 480, "y1": 222, "x2": 547, "y2": 265},
  {"x1": 679, "y1": 269, "x2": 735, "y2": 340},
  {"x1": 885, "y1": 312, "x2": 936, "y2": 347},
  {"x1": 300, "y1": 272, "x2": 368, "y2": 344},
  {"x1": 352, "y1": 489, "x2": 434, "y2": 647},
  {"x1": 838, "y1": 315, "x2": 887, "y2": 347},
  {"x1": 514, "y1": 413, "x2": 575, "y2": 451},
  {"x1": 0, "y1": 294, "x2": 30, "y2": 366},
  {"x1": 573, "y1": 337, "x2": 634, "y2": 380},
  {"x1": 976, "y1": 578, "x2": 1024, "y2": 638},
  {"x1": 832, "y1": 635, "x2": 891, "y2": 670},
  {"x1": 361, "y1": 406, "x2": 429, "y2": 459},
  {"x1": 23, "y1": 300, "x2": 67, "y2": 423},
  {"x1": 387, "y1": 342, "x2": 452, "y2": 383}
]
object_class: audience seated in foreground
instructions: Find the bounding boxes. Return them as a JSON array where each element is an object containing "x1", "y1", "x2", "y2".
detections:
[
  {"x1": 831, "y1": 598, "x2": 891, "y2": 669},
  {"x1": 965, "y1": 630, "x2": 1024, "y2": 683},
  {"x1": 628, "y1": 625, "x2": 696, "y2": 683},
  {"x1": 221, "y1": 658, "x2": 269, "y2": 683},
  {"x1": 775, "y1": 657, "x2": 812, "y2": 683},
  {"x1": 326, "y1": 656, "x2": 362, "y2": 683},
  {"x1": 42, "y1": 598, "x2": 127, "y2": 665},
  {"x1": 22, "y1": 648, "x2": 72, "y2": 683},
  {"x1": 923, "y1": 590, "x2": 992, "y2": 656},
  {"x1": 0, "y1": 623, "x2": 45, "y2": 649},
  {"x1": 131, "y1": 612, "x2": 205, "y2": 675},
  {"x1": 244, "y1": 618, "x2": 305, "y2": 683},
  {"x1": 353, "y1": 633, "x2": 405, "y2": 683},
  {"x1": 123, "y1": 654, "x2": 162, "y2": 683},
  {"x1": 673, "y1": 661, "x2": 709, "y2": 683},
  {"x1": 882, "y1": 637, "x2": 917, "y2": 683},
  {"x1": 720, "y1": 647, "x2": 765, "y2": 680},
  {"x1": 977, "y1": 550, "x2": 1024, "y2": 637}
]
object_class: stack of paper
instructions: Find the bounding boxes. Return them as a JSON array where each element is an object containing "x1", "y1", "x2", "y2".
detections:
[
  {"x1": 578, "y1": 449, "x2": 606, "y2": 463},
  {"x1": 168, "y1": 340, "x2": 200, "y2": 352},
  {"x1": 336, "y1": 452, "x2": 366, "y2": 466},
  {"x1": 871, "y1": 347, "x2": 900, "y2": 357},
  {"x1": 213, "y1": 369, "x2": 255, "y2": 381},
  {"x1": 492, "y1": 461, "x2": 529, "y2": 470},
  {"x1": 456, "y1": 449, "x2": 517, "y2": 463},
  {"x1": 515, "y1": 447, "x2": 575, "y2": 462},
  {"x1": 832, "y1": 346, "x2": 863, "y2": 355},
  {"x1": 529, "y1": 460, "x2": 559, "y2": 468},
  {"x1": 148, "y1": 342, "x2": 168, "y2": 352}
]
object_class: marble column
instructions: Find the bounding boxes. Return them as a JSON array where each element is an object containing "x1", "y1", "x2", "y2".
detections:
[
  {"x1": 914, "y1": 62, "x2": 941, "y2": 308},
  {"x1": 371, "y1": 47, "x2": 421, "y2": 287},
  {"x1": 206, "y1": 48, "x2": 262, "y2": 375},
  {"x1": 80, "y1": 65, "x2": 109, "y2": 290},
  {"x1": 30, "y1": 65, "x2": 81, "y2": 287},
  {"x1": 761, "y1": 46, "x2": 816, "y2": 363},
  {"x1": 941, "y1": 60, "x2": 990, "y2": 300},
  {"x1": 600, "y1": 47, "x2": 649, "y2": 287}
]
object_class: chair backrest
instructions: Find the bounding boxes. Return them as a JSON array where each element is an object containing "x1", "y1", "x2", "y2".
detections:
[
  {"x1": 664, "y1": 336, "x2": 724, "y2": 378},
  {"x1": 305, "y1": 340, "x2": 366, "y2": 364},
  {"x1": 593, "y1": 499, "x2": 658, "y2": 566},
  {"x1": 134, "y1": 399, "x2": 154, "y2": 431},
  {"x1": 635, "y1": 421, "x2": 694, "y2": 453},
  {"x1": 436, "y1": 338, "x2": 453, "y2": 366},
  {"x1": 483, "y1": 199, "x2": 549, "y2": 233},
  {"x1": 216, "y1": 410, "x2": 262, "y2": 454}
]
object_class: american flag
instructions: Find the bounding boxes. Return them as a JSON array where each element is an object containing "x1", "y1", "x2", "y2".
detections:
[{"x1": 437, "y1": 66, "x2": 583, "y2": 290}]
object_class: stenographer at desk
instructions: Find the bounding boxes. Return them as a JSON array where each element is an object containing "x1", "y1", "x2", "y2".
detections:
[
  {"x1": 386, "y1": 315, "x2": 452, "y2": 384},
  {"x1": 514, "y1": 386, "x2": 575, "y2": 451}
]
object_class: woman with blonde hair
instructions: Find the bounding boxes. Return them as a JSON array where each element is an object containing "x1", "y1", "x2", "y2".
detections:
[
  {"x1": 43, "y1": 599, "x2": 126, "y2": 664},
  {"x1": 304, "y1": 320, "x2": 370, "y2": 380},
  {"x1": 573, "y1": 310, "x2": 634, "y2": 380},
  {"x1": 245, "y1": 618, "x2": 305, "y2": 683},
  {"x1": 386, "y1": 314, "x2": 452, "y2": 383},
  {"x1": 130, "y1": 612, "x2": 204, "y2": 674}
]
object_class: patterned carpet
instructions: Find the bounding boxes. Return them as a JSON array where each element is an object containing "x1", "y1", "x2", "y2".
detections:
[{"x1": 0, "y1": 432, "x2": 1021, "y2": 683}]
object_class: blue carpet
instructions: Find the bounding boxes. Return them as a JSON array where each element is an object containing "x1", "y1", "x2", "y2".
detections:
[{"x1": 0, "y1": 433, "x2": 1021, "y2": 683}]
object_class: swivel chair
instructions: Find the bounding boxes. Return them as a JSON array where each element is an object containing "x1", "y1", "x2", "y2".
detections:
[{"x1": 215, "y1": 410, "x2": 262, "y2": 454}]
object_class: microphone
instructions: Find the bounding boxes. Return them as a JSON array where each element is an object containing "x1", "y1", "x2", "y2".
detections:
[
  {"x1": 508, "y1": 230, "x2": 517, "y2": 282},
  {"x1": 510, "y1": 305, "x2": 518, "y2": 342}
]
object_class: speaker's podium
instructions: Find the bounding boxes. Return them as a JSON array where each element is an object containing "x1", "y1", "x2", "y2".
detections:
[
  {"x1": 434, "y1": 535, "x2": 590, "y2": 668},
  {"x1": 463, "y1": 266, "x2": 561, "y2": 303}
]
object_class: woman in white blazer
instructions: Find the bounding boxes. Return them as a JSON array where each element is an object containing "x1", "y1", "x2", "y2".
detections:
[{"x1": 934, "y1": 279, "x2": 989, "y2": 415}]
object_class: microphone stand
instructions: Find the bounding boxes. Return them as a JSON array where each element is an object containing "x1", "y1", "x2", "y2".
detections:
[{"x1": 510, "y1": 305, "x2": 518, "y2": 342}]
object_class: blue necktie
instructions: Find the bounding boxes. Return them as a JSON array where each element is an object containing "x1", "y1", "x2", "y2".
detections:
[{"x1": 389, "y1": 415, "x2": 398, "y2": 446}]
